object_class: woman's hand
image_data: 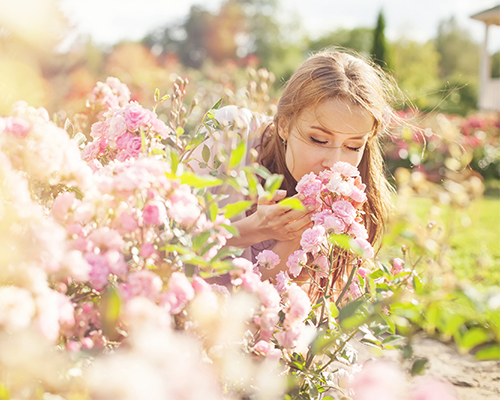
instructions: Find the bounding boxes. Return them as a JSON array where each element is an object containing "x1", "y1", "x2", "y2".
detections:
[
  {"x1": 226, "y1": 190, "x2": 316, "y2": 249},
  {"x1": 251, "y1": 190, "x2": 316, "y2": 242}
]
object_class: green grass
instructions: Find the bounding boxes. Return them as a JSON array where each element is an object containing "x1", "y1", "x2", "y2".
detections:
[{"x1": 382, "y1": 195, "x2": 500, "y2": 286}]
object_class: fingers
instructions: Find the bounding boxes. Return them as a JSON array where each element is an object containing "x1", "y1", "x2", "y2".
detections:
[{"x1": 257, "y1": 189, "x2": 287, "y2": 205}]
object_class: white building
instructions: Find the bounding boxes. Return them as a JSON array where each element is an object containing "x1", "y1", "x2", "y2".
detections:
[{"x1": 471, "y1": 4, "x2": 500, "y2": 111}]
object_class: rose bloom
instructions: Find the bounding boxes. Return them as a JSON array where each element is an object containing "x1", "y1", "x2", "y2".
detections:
[
  {"x1": 352, "y1": 238, "x2": 374, "y2": 259},
  {"x1": 143, "y1": 201, "x2": 167, "y2": 225},
  {"x1": 161, "y1": 272, "x2": 195, "y2": 314},
  {"x1": 4, "y1": 116, "x2": 31, "y2": 137},
  {"x1": 391, "y1": 258, "x2": 404, "y2": 274},
  {"x1": 276, "y1": 323, "x2": 303, "y2": 349},
  {"x1": 285, "y1": 284, "x2": 311, "y2": 325},
  {"x1": 116, "y1": 132, "x2": 136, "y2": 150},
  {"x1": 286, "y1": 249, "x2": 307, "y2": 278},
  {"x1": 296, "y1": 172, "x2": 323, "y2": 198},
  {"x1": 256, "y1": 250, "x2": 280, "y2": 270},
  {"x1": 126, "y1": 136, "x2": 143, "y2": 157},
  {"x1": 124, "y1": 103, "x2": 151, "y2": 131},
  {"x1": 331, "y1": 200, "x2": 357, "y2": 225},
  {"x1": 253, "y1": 340, "x2": 273, "y2": 356},
  {"x1": 331, "y1": 161, "x2": 360, "y2": 177},
  {"x1": 300, "y1": 225, "x2": 326, "y2": 254},
  {"x1": 275, "y1": 271, "x2": 291, "y2": 294}
]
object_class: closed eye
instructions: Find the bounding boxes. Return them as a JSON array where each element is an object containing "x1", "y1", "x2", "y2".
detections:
[
  {"x1": 310, "y1": 136, "x2": 328, "y2": 145},
  {"x1": 347, "y1": 146, "x2": 361, "y2": 152}
]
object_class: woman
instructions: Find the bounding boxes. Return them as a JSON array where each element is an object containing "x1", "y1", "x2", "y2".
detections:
[{"x1": 191, "y1": 49, "x2": 395, "y2": 291}]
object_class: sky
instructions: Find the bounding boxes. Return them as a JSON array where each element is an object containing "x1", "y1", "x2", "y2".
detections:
[{"x1": 60, "y1": 0, "x2": 500, "y2": 52}]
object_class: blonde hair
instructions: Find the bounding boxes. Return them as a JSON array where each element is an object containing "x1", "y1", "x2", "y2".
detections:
[{"x1": 257, "y1": 49, "x2": 397, "y2": 294}]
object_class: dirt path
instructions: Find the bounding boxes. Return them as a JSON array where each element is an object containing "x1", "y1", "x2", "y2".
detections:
[{"x1": 353, "y1": 333, "x2": 500, "y2": 399}]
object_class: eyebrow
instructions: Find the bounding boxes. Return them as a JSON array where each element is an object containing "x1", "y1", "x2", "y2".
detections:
[{"x1": 310, "y1": 125, "x2": 371, "y2": 139}]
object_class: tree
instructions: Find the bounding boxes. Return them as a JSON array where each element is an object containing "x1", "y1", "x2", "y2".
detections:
[
  {"x1": 371, "y1": 9, "x2": 390, "y2": 70},
  {"x1": 308, "y1": 27, "x2": 374, "y2": 56}
]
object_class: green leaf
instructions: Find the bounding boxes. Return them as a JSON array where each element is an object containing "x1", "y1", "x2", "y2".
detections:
[
  {"x1": 229, "y1": 140, "x2": 246, "y2": 168},
  {"x1": 193, "y1": 231, "x2": 211, "y2": 252},
  {"x1": 411, "y1": 358, "x2": 428, "y2": 376},
  {"x1": 169, "y1": 150, "x2": 179, "y2": 175},
  {"x1": 277, "y1": 197, "x2": 305, "y2": 211},
  {"x1": 207, "y1": 202, "x2": 218, "y2": 222},
  {"x1": 161, "y1": 94, "x2": 170, "y2": 102},
  {"x1": 185, "y1": 132, "x2": 207, "y2": 151},
  {"x1": 202, "y1": 144, "x2": 211, "y2": 163},
  {"x1": 379, "y1": 313, "x2": 396, "y2": 334},
  {"x1": 328, "y1": 234, "x2": 352, "y2": 250},
  {"x1": 100, "y1": 286, "x2": 121, "y2": 338},
  {"x1": 154, "y1": 88, "x2": 160, "y2": 102},
  {"x1": 382, "y1": 335, "x2": 405, "y2": 344},
  {"x1": 264, "y1": 174, "x2": 284, "y2": 194},
  {"x1": 330, "y1": 302, "x2": 339, "y2": 319},
  {"x1": 412, "y1": 275, "x2": 423, "y2": 293},
  {"x1": 220, "y1": 223, "x2": 239, "y2": 238},
  {"x1": 475, "y1": 344, "x2": 500, "y2": 361},
  {"x1": 73, "y1": 131, "x2": 87, "y2": 146},
  {"x1": 179, "y1": 172, "x2": 222, "y2": 188},
  {"x1": 0, "y1": 383, "x2": 10, "y2": 400},
  {"x1": 458, "y1": 327, "x2": 491, "y2": 350},
  {"x1": 176, "y1": 127, "x2": 184, "y2": 136},
  {"x1": 222, "y1": 200, "x2": 253, "y2": 219},
  {"x1": 211, "y1": 98, "x2": 223, "y2": 110}
]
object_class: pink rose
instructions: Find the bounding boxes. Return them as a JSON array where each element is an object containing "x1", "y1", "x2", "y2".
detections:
[
  {"x1": 286, "y1": 249, "x2": 307, "y2": 278},
  {"x1": 285, "y1": 284, "x2": 311, "y2": 325},
  {"x1": 296, "y1": 172, "x2": 323, "y2": 198},
  {"x1": 4, "y1": 116, "x2": 30, "y2": 137},
  {"x1": 126, "y1": 136, "x2": 143, "y2": 157},
  {"x1": 254, "y1": 340, "x2": 273, "y2": 356},
  {"x1": 358, "y1": 267, "x2": 371, "y2": 278},
  {"x1": 276, "y1": 323, "x2": 303, "y2": 349},
  {"x1": 84, "y1": 253, "x2": 110, "y2": 291},
  {"x1": 108, "y1": 114, "x2": 127, "y2": 141},
  {"x1": 142, "y1": 201, "x2": 166, "y2": 225},
  {"x1": 115, "y1": 211, "x2": 138, "y2": 233},
  {"x1": 331, "y1": 200, "x2": 357, "y2": 225},
  {"x1": 151, "y1": 117, "x2": 172, "y2": 139},
  {"x1": 315, "y1": 255, "x2": 329, "y2": 275},
  {"x1": 240, "y1": 271, "x2": 262, "y2": 292},
  {"x1": 51, "y1": 192, "x2": 76, "y2": 222},
  {"x1": 161, "y1": 272, "x2": 195, "y2": 314},
  {"x1": 90, "y1": 121, "x2": 108, "y2": 139},
  {"x1": 257, "y1": 281, "x2": 280, "y2": 309},
  {"x1": 275, "y1": 271, "x2": 291, "y2": 294},
  {"x1": 391, "y1": 258, "x2": 404, "y2": 274},
  {"x1": 350, "y1": 360, "x2": 407, "y2": 400},
  {"x1": 349, "y1": 221, "x2": 368, "y2": 240},
  {"x1": 139, "y1": 243, "x2": 155, "y2": 258},
  {"x1": 352, "y1": 238, "x2": 374, "y2": 259},
  {"x1": 124, "y1": 270, "x2": 163, "y2": 301},
  {"x1": 256, "y1": 250, "x2": 280, "y2": 270},
  {"x1": 116, "y1": 132, "x2": 135, "y2": 150},
  {"x1": 81, "y1": 141, "x2": 100, "y2": 161},
  {"x1": 88, "y1": 227, "x2": 124, "y2": 252},
  {"x1": 124, "y1": 103, "x2": 151, "y2": 131},
  {"x1": 300, "y1": 226, "x2": 326, "y2": 253},
  {"x1": 331, "y1": 161, "x2": 359, "y2": 177},
  {"x1": 167, "y1": 185, "x2": 201, "y2": 225}
]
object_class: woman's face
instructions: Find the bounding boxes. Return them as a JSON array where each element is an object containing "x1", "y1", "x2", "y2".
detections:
[{"x1": 280, "y1": 98, "x2": 375, "y2": 181}]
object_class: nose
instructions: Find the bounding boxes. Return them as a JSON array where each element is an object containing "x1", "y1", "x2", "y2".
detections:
[{"x1": 321, "y1": 147, "x2": 342, "y2": 169}]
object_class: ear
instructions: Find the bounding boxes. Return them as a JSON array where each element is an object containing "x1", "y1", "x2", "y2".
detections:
[{"x1": 277, "y1": 117, "x2": 289, "y2": 141}]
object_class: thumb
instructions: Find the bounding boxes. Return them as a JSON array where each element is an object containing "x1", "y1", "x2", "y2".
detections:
[{"x1": 271, "y1": 189, "x2": 287, "y2": 202}]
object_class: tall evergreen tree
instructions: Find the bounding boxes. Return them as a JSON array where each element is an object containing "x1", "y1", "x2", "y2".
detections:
[{"x1": 371, "y1": 10, "x2": 390, "y2": 70}]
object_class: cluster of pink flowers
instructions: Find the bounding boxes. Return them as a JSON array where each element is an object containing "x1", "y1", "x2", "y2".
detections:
[
  {"x1": 0, "y1": 101, "x2": 92, "y2": 191},
  {"x1": 286, "y1": 162, "x2": 374, "y2": 280},
  {"x1": 88, "y1": 77, "x2": 131, "y2": 116},
  {"x1": 81, "y1": 78, "x2": 174, "y2": 169}
]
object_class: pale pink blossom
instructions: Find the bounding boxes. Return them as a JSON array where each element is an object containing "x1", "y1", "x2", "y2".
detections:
[
  {"x1": 115, "y1": 211, "x2": 139, "y2": 233},
  {"x1": 124, "y1": 103, "x2": 151, "y2": 131},
  {"x1": 286, "y1": 249, "x2": 307, "y2": 278},
  {"x1": 122, "y1": 270, "x2": 163, "y2": 302},
  {"x1": 104, "y1": 250, "x2": 128, "y2": 278},
  {"x1": 285, "y1": 284, "x2": 311, "y2": 325},
  {"x1": 349, "y1": 221, "x2": 369, "y2": 240},
  {"x1": 107, "y1": 114, "x2": 127, "y2": 142},
  {"x1": 151, "y1": 117, "x2": 172, "y2": 139},
  {"x1": 90, "y1": 121, "x2": 109, "y2": 139},
  {"x1": 256, "y1": 250, "x2": 280, "y2": 270},
  {"x1": 88, "y1": 227, "x2": 124, "y2": 252},
  {"x1": 315, "y1": 255, "x2": 329, "y2": 275},
  {"x1": 358, "y1": 267, "x2": 371, "y2": 278},
  {"x1": 84, "y1": 253, "x2": 110, "y2": 291},
  {"x1": 51, "y1": 192, "x2": 76, "y2": 222},
  {"x1": 391, "y1": 258, "x2": 404, "y2": 275},
  {"x1": 276, "y1": 323, "x2": 303, "y2": 349},
  {"x1": 167, "y1": 185, "x2": 201, "y2": 225},
  {"x1": 143, "y1": 201, "x2": 167, "y2": 225},
  {"x1": 300, "y1": 225, "x2": 326, "y2": 253},
  {"x1": 331, "y1": 200, "x2": 357, "y2": 225},
  {"x1": 275, "y1": 271, "x2": 291, "y2": 294},
  {"x1": 240, "y1": 271, "x2": 262, "y2": 292},
  {"x1": 296, "y1": 172, "x2": 323, "y2": 198},
  {"x1": 161, "y1": 272, "x2": 195, "y2": 314},
  {"x1": 257, "y1": 281, "x2": 280, "y2": 309},
  {"x1": 66, "y1": 340, "x2": 81, "y2": 352},
  {"x1": 4, "y1": 116, "x2": 31, "y2": 137},
  {"x1": 254, "y1": 340, "x2": 273, "y2": 356},
  {"x1": 126, "y1": 136, "x2": 143, "y2": 157},
  {"x1": 139, "y1": 243, "x2": 155, "y2": 258},
  {"x1": 331, "y1": 161, "x2": 359, "y2": 177},
  {"x1": 410, "y1": 377, "x2": 458, "y2": 400},
  {"x1": 232, "y1": 257, "x2": 254, "y2": 273},
  {"x1": 116, "y1": 132, "x2": 136, "y2": 150},
  {"x1": 352, "y1": 238, "x2": 375, "y2": 259},
  {"x1": 350, "y1": 359, "x2": 406, "y2": 400},
  {"x1": 0, "y1": 286, "x2": 36, "y2": 331}
]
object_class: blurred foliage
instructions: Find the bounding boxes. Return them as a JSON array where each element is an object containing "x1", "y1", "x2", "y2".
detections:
[{"x1": 371, "y1": 9, "x2": 391, "y2": 71}]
